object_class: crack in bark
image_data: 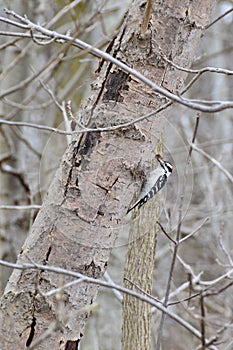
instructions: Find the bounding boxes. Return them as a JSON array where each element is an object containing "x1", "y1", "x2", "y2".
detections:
[
  {"x1": 95, "y1": 33, "x2": 117, "y2": 74},
  {"x1": 26, "y1": 316, "x2": 36, "y2": 347},
  {"x1": 92, "y1": 23, "x2": 128, "y2": 110},
  {"x1": 64, "y1": 131, "x2": 100, "y2": 198},
  {"x1": 45, "y1": 245, "x2": 52, "y2": 262}
]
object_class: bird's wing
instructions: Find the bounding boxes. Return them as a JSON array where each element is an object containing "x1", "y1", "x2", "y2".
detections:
[{"x1": 127, "y1": 173, "x2": 167, "y2": 213}]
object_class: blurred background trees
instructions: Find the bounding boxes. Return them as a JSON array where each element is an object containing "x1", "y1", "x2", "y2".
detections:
[{"x1": 0, "y1": 1, "x2": 232, "y2": 349}]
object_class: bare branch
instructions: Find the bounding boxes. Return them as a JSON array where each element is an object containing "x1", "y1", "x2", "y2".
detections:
[
  {"x1": 0, "y1": 101, "x2": 170, "y2": 136},
  {"x1": 0, "y1": 119, "x2": 73, "y2": 135},
  {"x1": 1, "y1": 9, "x2": 233, "y2": 113},
  {"x1": 218, "y1": 223, "x2": 233, "y2": 266},
  {"x1": 179, "y1": 217, "x2": 209, "y2": 244},
  {"x1": 160, "y1": 50, "x2": 233, "y2": 75},
  {"x1": 156, "y1": 221, "x2": 177, "y2": 244},
  {"x1": 205, "y1": 7, "x2": 233, "y2": 30},
  {"x1": 0, "y1": 258, "x2": 218, "y2": 347},
  {"x1": 0, "y1": 205, "x2": 41, "y2": 210},
  {"x1": 200, "y1": 292, "x2": 206, "y2": 349},
  {"x1": 200, "y1": 268, "x2": 233, "y2": 287},
  {"x1": 176, "y1": 273, "x2": 202, "y2": 296},
  {"x1": 46, "y1": 0, "x2": 84, "y2": 28},
  {"x1": 41, "y1": 278, "x2": 86, "y2": 297},
  {"x1": 104, "y1": 272, "x2": 123, "y2": 303},
  {"x1": 191, "y1": 143, "x2": 233, "y2": 183}
]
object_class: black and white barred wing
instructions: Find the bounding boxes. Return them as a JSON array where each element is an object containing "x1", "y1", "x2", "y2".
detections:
[{"x1": 127, "y1": 172, "x2": 168, "y2": 213}]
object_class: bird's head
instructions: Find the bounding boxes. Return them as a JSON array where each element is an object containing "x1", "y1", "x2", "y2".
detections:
[{"x1": 156, "y1": 154, "x2": 174, "y2": 176}]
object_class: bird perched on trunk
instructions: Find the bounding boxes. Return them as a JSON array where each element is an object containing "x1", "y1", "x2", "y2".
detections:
[{"x1": 127, "y1": 154, "x2": 174, "y2": 213}]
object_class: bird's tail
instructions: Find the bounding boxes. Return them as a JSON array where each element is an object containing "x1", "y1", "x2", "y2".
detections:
[{"x1": 126, "y1": 198, "x2": 144, "y2": 214}]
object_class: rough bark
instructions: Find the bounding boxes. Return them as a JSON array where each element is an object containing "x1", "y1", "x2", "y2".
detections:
[
  {"x1": 122, "y1": 199, "x2": 160, "y2": 350},
  {"x1": 0, "y1": 0, "x2": 215, "y2": 349}
]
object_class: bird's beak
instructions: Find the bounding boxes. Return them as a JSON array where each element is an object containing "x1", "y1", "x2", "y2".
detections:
[{"x1": 156, "y1": 154, "x2": 164, "y2": 165}]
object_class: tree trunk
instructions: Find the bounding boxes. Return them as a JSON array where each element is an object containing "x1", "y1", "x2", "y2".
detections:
[
  {"x1": 122, "y1": 199, "x2": 160, "y2": 350},
  {"x1": 121, "y1": 1, "x2": 215, "y2": 349},
  {"x1": 0, "y1": 1, "x2": 215, "y2": 349}
]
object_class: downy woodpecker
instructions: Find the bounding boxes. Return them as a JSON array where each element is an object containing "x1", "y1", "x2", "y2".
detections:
[{"x1": 127, "y1": 154, "x2": 174, "y2": 213}]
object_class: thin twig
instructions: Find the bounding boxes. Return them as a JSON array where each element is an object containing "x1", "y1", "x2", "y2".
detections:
[
  {"x1": 0, "y1": 205, "x2": 41, "y2": 210},
  {"x1": 200, "y1": 268, "x2": 233, "y2": 287},
  {"x1": 124, "y1": 276, "x2": 200, "y2": 307},
  {"x1": 164, "y1": 273, "x2": 203, "y2": 302},
  {"x1": 204, "y1": 281, "x2": 233, "y2": 298},
  {"x1": 0, "y1": 30, "x2": 50, "y2": 40},
  {"x1": 156, "y1": 221, "x2": 177, "y2": 244},
  {"x1": 160, "y1": 50, "x2": 233, "y2": 75},
  {"x1": 46, "y1": 0, "x2": 83, "y2": 28},
  {"x1": 200, "y1": 292, "x2": 206, "y2": 349},
  {"x1": 218, "y1": 222, "x2": 233, "y2": 266},
  {"x1": 176, "y1": 254, "x2": 198, "y2": 280},
  {"x1": 104, "y1": 272, "x2": 123, "y2": 303},
  {"x1": 124, "y1": 276, "x2": 161, "y2": 303},
  {"x1": 41, "y1": 278, "x2": 86, "y2": 297},
  {"x1": 179, "y1": 217, "x2": 209, "y2": 244},
  {"x1": 0, "y1": 119, "x2": 72, "y2": 135},
  {"x1": 9, "y1": 124, "x2": 41, "y2": 157},
  {"x1": 191, "y1": 143, "x2": 233, "y2": 183},
  {"x1": 205, "y1": 7, "x2": 233, "y2": 30}
]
